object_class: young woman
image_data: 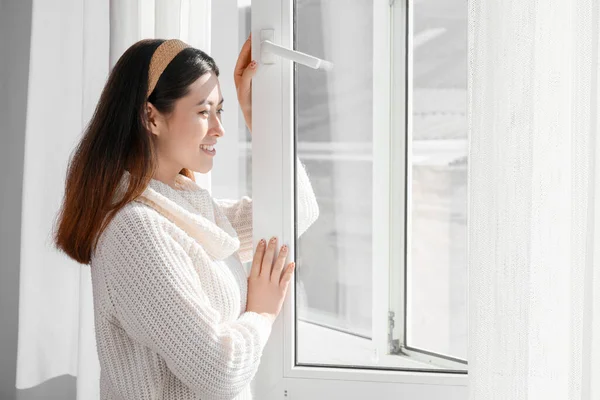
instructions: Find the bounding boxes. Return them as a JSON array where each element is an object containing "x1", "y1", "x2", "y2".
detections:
[{"x1": 53, "y1": 37, "x2": 319, "y2": 400}]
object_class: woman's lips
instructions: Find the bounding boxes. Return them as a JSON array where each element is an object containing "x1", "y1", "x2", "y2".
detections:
[{"x1": 200, "y1": 144, "x2": 216, "y2": 156}]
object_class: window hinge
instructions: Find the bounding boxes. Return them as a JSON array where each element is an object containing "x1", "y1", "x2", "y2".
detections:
[
  {"x1": 388, "y1": 311, "x2": 404, "y2": 355},
  {"x1": 389, "y1": 0, "x2": 396, "y2": 7}
]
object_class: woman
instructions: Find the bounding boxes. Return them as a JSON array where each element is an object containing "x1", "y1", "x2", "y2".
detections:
[{"x1": 53, "y1": 37, "x2": 319, "y2": 400}]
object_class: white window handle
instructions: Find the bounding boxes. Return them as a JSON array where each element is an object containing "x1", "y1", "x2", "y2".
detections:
[{"x1": 260, "y1": 29, "x2": 333, "y2": 71}]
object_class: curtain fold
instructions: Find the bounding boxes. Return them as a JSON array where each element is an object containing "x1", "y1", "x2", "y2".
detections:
[
  {"x1": 468, "y1": 0, "x2": 600, "y2": 399},
  {"x1": 15, "y1": 1, "x2": 212, "y2": 398},
  {"x1": 15, "y1": 0, "x2": 109, "y2": 395}
]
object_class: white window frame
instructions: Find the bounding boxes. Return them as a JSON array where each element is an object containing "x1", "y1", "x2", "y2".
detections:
[{"x1": 249, "y1": 0, "x2": 468, "y2": 397}]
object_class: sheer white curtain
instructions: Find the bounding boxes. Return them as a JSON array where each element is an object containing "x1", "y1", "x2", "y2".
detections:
[
  {"x1": 468, "y1": 0, "x2": 600, "y2": 399},
  {"x1": 15, "y1": 1, "x2": 211, "y2": 398}
]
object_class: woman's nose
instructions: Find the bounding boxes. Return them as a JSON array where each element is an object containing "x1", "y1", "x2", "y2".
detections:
[{"x1": 211, "y1": 115, "x2": 225, "y2": 137}]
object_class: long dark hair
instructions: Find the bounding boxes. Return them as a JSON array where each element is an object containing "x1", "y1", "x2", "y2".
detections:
[{"x1": 54, "y1": 38, "x2": 220, "y2": 265}]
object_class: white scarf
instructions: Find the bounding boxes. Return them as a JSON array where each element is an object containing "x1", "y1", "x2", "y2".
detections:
[{"x1": 120, "y1": 170, "x2": 241, "y2": 261}]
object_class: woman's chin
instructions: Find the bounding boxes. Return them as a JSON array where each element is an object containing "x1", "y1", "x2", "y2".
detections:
[{"x1": 193, "y1": 162, "x2": 213, "y2": 174}]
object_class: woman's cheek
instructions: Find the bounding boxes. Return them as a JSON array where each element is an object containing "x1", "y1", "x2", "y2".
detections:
[{"x1": 194, "y1": 121, "x2": 209, "y2": 142}]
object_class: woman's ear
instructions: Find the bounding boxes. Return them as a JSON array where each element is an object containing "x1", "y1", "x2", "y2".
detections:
[{"x1": 145, "y1": 102, "x2": 163, "y2": 137}]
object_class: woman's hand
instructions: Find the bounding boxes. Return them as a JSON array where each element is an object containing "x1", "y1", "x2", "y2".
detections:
[
  {"x1": 234, "y1": 34, "x2": 258, "y2": 134},
  {"x1": 245, "y1": 237, "x2": 296, "y2": 323}
]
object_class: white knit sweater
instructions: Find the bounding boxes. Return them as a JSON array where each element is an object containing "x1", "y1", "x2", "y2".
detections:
[{"x1": 90, "y1": 161, "x2": 319, "y2": 400}]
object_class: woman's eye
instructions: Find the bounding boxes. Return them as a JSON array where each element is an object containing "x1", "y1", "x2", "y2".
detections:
[{"x1": 198, "y1": 110, "x2": 224, "y2": 117}]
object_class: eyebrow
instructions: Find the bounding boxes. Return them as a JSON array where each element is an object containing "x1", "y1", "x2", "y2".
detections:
[{"x1": 197, "y1": 98, "x2": 225, "y2": 106}]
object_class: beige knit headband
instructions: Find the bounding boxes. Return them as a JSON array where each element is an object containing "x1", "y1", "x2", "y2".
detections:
[{"x1": 147, "y1": 39, "x2": 191, "y2": 98}]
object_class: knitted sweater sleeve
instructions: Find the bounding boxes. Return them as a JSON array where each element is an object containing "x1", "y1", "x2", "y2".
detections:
[
  {"x1": 101, "y1": 207, "x2": 273, "y2": 400},
  {"x1": 214, "y1": 158, "x2": 320, "y2": 264}
]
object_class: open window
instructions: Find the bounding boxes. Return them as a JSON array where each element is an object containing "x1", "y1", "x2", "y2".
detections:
[{"x1": 212, "y1": 0, "x2": 468, "y2": 398}]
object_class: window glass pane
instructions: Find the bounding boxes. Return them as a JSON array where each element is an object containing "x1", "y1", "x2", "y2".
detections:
[
  {"x1": 406, "y1": 0, "x2": 468, "y2": 361},
  {"x1": 294, "y1": 0, "x2": 374, "y2": 366}
]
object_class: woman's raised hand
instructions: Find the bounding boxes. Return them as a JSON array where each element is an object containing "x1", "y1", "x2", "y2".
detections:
[
  {"x1": 245, "y1": 237, "x2": 296, "y2": 323},
  {"x1": 234, "y1": 33, "x2": 258, "y2": 133}
]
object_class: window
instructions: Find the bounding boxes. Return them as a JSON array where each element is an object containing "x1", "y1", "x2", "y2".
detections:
[
  {"x1": 292, "y1": 0, "x2": 467, "y2": 371},
  {"x1": 213, "y1": 0, "x2": 468, "y2": 397}
]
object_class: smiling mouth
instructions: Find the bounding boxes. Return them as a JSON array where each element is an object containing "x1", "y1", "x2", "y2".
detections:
[{"x1": 200, "y1": 144, "x2": 216, "y2": 156}]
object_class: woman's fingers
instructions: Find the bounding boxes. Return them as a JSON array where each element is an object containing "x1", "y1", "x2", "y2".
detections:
[
  {"x1": 234, "y1": 34, "x2": 252, "y2": 84},
  {"x1": 261, "y1": 237, "x2": 277, "y2": 277},
  {"x1": 250, "y1": 239, "x2": 265, "y2": 279},
  {"x1": 251, "y1": 237, "x2": 294, "y2": 286},
  {"x1": 271, "y1": 245, "x2": 288, "y2": 282},
  {"x1": 280, "y1": 262, "x2": 296, "y2": 289},
  {"x1": 240, "y1": 60, "x2": 257, "y2": 89}
]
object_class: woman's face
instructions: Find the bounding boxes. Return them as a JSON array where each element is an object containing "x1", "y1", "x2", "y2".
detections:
[{"x1": 148, "y1": 71, "x2": 225, "y2": 175}]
